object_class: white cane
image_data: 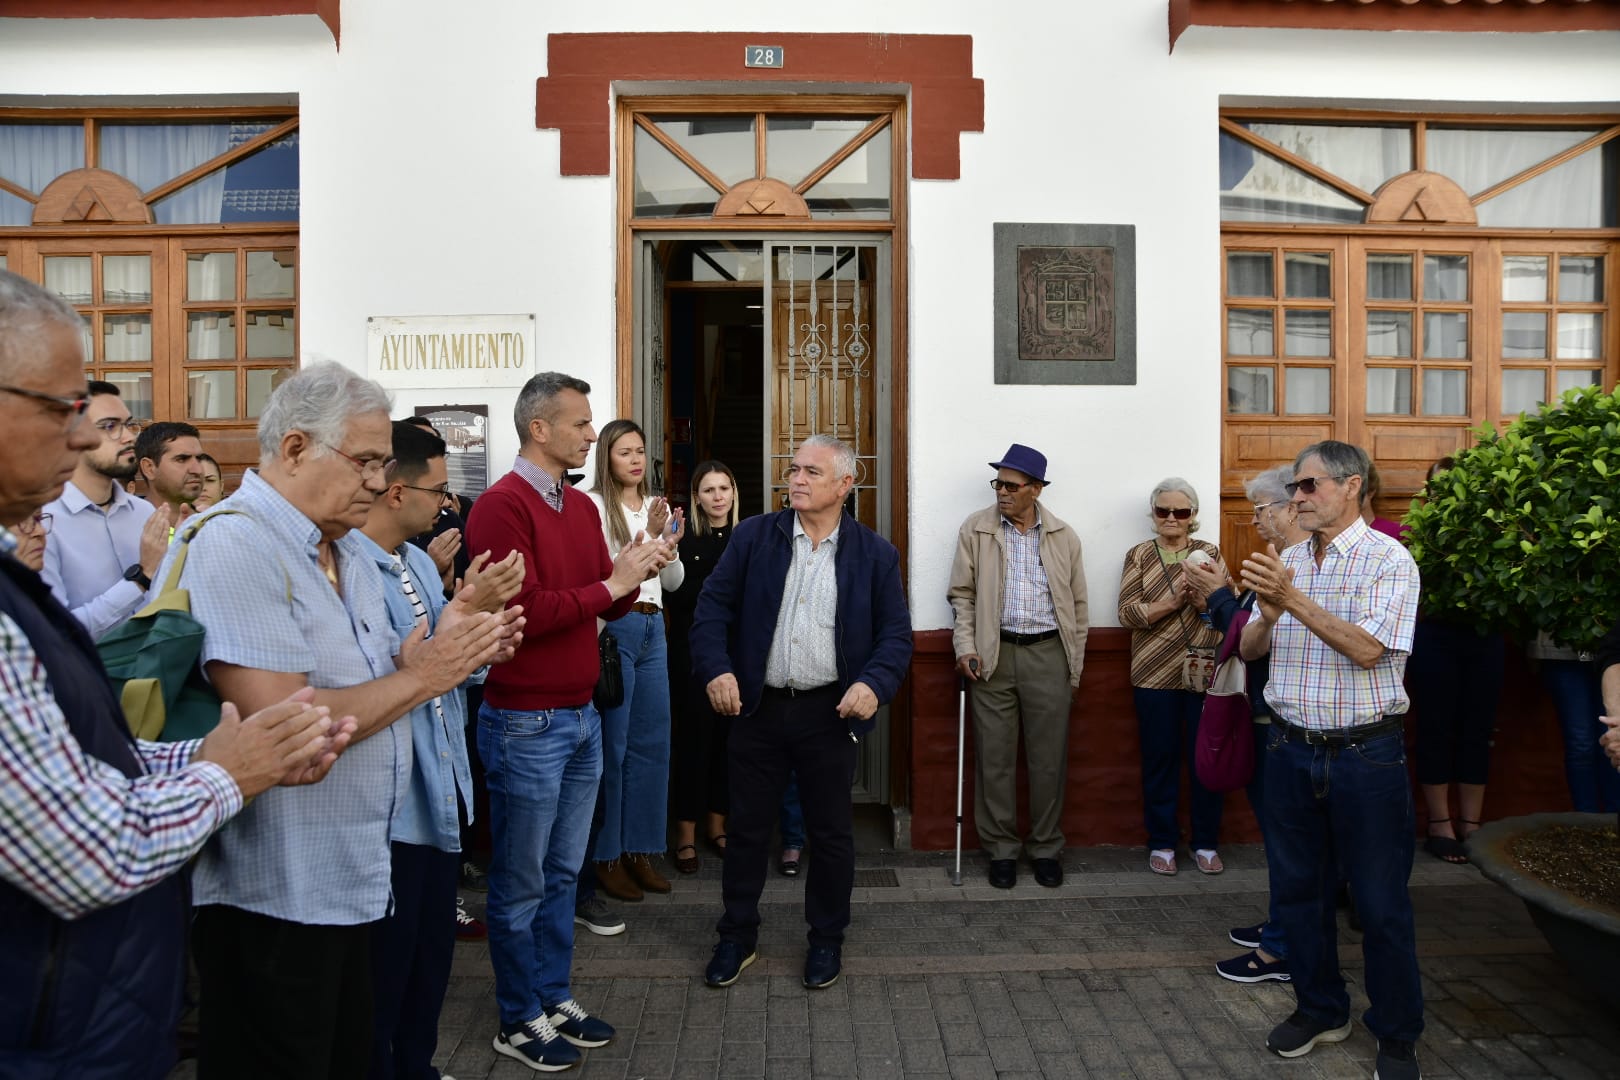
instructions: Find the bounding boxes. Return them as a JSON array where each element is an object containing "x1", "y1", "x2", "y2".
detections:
[{"x1": 952, "y1": 659, "x2": 977, "y2": 886}]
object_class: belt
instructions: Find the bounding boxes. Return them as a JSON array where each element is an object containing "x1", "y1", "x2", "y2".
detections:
[
  {"x1": 1000, "y1": 629, "x2": 1058, "y2": 646},
  {"x1": 1277, "y1": 716, "x2": 1403, "y2": 748},
  {"x1": 762, "y1": 683, "x2": 837, "y2": 698},
  {"x1": 629, "y1": 601, "x2": 661, "y2": 615}
]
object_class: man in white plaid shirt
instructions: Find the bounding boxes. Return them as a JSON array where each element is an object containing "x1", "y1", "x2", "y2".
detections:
[{"x1": 1239, "y1": 440, "x2": 1424, "y2": 1080}]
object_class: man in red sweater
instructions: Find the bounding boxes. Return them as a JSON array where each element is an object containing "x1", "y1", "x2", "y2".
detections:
[{"x1": 465, "y1": 372, "x2": 666, "y2": 1072}]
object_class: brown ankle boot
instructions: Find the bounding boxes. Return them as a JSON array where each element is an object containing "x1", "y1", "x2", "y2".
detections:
[
  {"x1": 625, "y1": 852, "x2": 672, "y2": 894},
  {"x1": 594, "y1": 859, "x2": 643, "y2": 902}
]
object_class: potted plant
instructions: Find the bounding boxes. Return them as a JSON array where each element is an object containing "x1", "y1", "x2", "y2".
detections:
[{"x1": 1403, "y1": 385, "x2": 1620, "y2": 1009}]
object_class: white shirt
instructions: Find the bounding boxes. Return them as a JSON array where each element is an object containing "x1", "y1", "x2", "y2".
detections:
[{"x1": 586, "y1": 491, "x2": 685, "y2": 606}]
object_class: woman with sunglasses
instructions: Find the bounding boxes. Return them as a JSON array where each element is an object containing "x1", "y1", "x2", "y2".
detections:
[
  {"x1": 1117, "y1": 478, "x2": 1229, "y2": 876},
  {"x1": 7, "y1": 510, "x2": 50, "y2": 572}
]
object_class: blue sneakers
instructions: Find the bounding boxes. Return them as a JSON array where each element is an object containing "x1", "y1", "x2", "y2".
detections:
[
  {"x1": 545, "y1": 999, "x2": 616, "y2": 1048},
  {"x1": 493, "y1": 1014, "x2": 581, "y2": 1072},
  {"x1": 704, "y1": 940, "x2": 757, "y2": 988}
]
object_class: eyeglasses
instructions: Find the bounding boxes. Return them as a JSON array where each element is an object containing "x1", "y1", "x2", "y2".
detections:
[
  {"x1": 400, "y1": 483, "x2": 453, "y2": 504},
  {"x1": 1252, "y1": 500, "x2": 1287, "y2": 518},
  {"x1": 1153, "y1": 506, "x2": 1193, "y2": 520},
  {"x1": 13, "y1": 511, "x2": 52, "y2": 537},
  {"x1": 324, "y1": 443, "x2": 396, "y2": 480},
  {"x1": 1284, "y1": 474, "x2": 1348, "y2": 497},
  {"x1": 92, "y1": 417, "x2": 144, "y2": 436},
  {"x1": 989, "y1": 479, "x2": 1034, "y2": 493},
  {"x1": 0, "y1": 384, "x2": 91, "y2": 427}
]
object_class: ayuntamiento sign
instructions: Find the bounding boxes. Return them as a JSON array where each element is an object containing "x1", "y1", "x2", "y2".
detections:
[{"x1": 366, "y1": 313, "x2": 535, "y2": 389}]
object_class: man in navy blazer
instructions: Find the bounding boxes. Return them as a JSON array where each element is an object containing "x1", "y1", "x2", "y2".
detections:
[{"x1": 690, "y1": 434, "x2": 912, "y2": 991}]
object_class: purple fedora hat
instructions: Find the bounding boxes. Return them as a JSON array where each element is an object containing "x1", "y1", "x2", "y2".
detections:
[{"x1": 988, "y1": 444, "x2": 1049, "y2": 485}]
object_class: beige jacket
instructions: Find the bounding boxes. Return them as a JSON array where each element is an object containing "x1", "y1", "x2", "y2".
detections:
[{"x1": 947, "y1": 503, "x2": 1089, "y2": 687}]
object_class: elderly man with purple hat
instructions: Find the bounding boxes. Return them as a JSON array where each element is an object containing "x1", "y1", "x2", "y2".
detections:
[{"x1": 948, "y1": 444, "x2": 1089, "y2": 888}]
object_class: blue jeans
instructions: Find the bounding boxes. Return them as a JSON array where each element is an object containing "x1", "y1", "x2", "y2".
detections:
[
  {"x1": 1542, "y1": 659, "x2": 1620, "y2": 813},
  {"x1": 478, "y1": 702, "x2": 601, "y2": 1026},
  {"x1": 779, "y1": 772, "x2": 805, "y2": 850},
  {"x1": 1264, "y1": 726, "x2": 1423, "y2": 1042},
  {"x1": 1133, "y1": 687, "x2": 1224, "y2": 851},
  {"x1": 594, "y1": 611, "x2": 672, "y2": 859},
  {"x1": 1244, "y1": 718, "x2": 1286, "y2": 960}
]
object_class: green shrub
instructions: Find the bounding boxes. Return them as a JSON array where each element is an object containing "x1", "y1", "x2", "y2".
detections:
[{"x1": 1403, "y1": 385, "x2": 1619, "y2": 652}]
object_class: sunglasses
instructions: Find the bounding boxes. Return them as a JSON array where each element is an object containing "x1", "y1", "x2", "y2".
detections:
[
  {"x1": 1153, "y1": 506, "x2": 1193, "y2": 520},
  {"x1": 989, "y1": 479, "x2": 1034, "y2": 493},
  {"x1": 1284, "y1": 474, "x2": 1347, "y2": 497}
]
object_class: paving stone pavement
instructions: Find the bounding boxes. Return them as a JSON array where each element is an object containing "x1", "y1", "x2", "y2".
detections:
[{"x1": 428, "y1": 846, "x2": 1620, "y2": 1080}]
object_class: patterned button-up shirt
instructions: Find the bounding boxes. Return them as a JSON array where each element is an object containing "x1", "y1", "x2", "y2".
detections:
[
  {"x1": 1263, "y1": 517, "x2": 1419, "y2": 730},
  {"x1": 999, "y1": 514, "x2": 1058, "y2": 635},
  {"x1": 511, "y1": 455, "x2": 565, "y2": 512},
  {"x1": 160, "y1": 470, "x2": 408, "y2": 925},
  {"x1": 765, "y1": 515, "x2": 840, "y2": 689}
]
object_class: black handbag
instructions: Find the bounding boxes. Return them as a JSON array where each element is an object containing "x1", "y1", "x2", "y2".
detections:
[{"x1": 594, "y1": 628, "x2": 624, "y2": 710}]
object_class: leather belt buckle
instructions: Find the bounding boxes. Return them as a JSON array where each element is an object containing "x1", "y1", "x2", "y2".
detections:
[{"x1": 629, "y1": 601, "x2": 661, "y2": 615}]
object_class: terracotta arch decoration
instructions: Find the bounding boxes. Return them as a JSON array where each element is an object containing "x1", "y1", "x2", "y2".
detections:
[
  {"x1": 33, "y1": 169, "x2": 154, "y2": 226},
  {"x1": 1367, "y1": 171, "x2": 1477, "y2": 226},
  {"x1": 536, "y1": 33, "x2": 984, "y2": 180}
]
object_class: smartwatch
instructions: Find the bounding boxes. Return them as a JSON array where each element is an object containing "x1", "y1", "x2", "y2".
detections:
[{"x1": 123, "y1": 564, "x2": 152, "y2": 590}]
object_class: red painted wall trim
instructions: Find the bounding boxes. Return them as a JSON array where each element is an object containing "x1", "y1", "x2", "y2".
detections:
[
  {"x1": 537, "y1": 32, "x2": 983, "y2": 180},
  {"x1": 0, "y1": 0, "x2": 340, "y2": 46},
  {"x1": 1171, "y1": 0, "x2": 1620, "y2": 51}
]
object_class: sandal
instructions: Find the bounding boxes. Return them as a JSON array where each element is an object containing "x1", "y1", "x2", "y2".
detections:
[
  {"x1": 1148, "y1": 850, "x2": 1177, "y2": 876},
  {"x1": 1424, "y1": 818, "x2": 1468, "y2": 864},
  {"x1": 1195, "y1": 849, "x2": 1224, "y2": 875},
  {"x1": 673, "y1": 843, "x2": 700, "y2": 875},
  {"x1": 1458, "y1": 818, "x2": 1482, "y2": 842},
  {"x1": 705, "y1": 833, "x2": 728, "y2": 856}
]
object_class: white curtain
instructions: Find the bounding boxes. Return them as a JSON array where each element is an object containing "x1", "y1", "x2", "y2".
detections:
[
  {"x1": 0, "y1": 125, "x2": 83, "y2": 225},
  {"x1": 1367, "y1": 369, "x2": 1413, "y2": 415},
  {"x1": 1284, "y1": 368, "x2": 1331, "y2": 414},
  {"x1": 99, "y1": 124, "x2": 229, "y2": 225},
  {"x1": 1422, "y1": 370, "x2": 1467, "y2": 416}
]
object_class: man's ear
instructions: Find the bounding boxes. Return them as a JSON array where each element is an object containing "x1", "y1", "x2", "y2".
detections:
[
  {"x1": 280, "y1": 428, "x2": 312, "y2": 469},
  {"x1": 138, "y1": 456, "x2": 157, "y2": 483}
]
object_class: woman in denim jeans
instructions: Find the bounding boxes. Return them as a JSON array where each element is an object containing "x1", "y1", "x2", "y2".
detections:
[{"x1": 1532, "y1": 631, "x2": 1620, "y2": 812}]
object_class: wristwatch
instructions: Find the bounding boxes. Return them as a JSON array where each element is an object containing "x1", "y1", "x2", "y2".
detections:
[{"x1": 123, "y1": 563, "x2": 152, "y2": 590}]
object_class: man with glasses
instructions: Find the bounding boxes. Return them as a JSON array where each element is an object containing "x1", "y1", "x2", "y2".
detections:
[
  {"x1": 1238, "y1": 440, "x2": 1424, "y2": 1080},
  {"x1": 135, "y1": 419, "x2": 208, "y2": 519},
  {"x1": 41, "y1": 380, "x2": 175, "y2": 638},
  {"x1": 948, "y1": 444, "x2": 1089, "y2": 889}
]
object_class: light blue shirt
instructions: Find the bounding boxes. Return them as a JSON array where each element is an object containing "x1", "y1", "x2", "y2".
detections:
[
  {"x1": 41, "y1": 481, "x2": 156, "y2": 640},
  {"x1": 158, "y1": 470, "x2": 409, "y2": 925},
  {"x1": 999, "y1": 512, "x2": 1058, "y2": 634},
  {"x1": 764, "y1": 515, "x2": 840, "y2": 689},
  {"x1": 353, "y1": 530, "x2": 475, "y2": 853}
]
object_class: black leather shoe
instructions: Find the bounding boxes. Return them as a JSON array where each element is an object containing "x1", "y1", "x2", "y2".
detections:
[
  {"x1": 988, "y1": 859, "x2": 1017, "y2": 889},
  {"x1": 803, "y1": 945, "x2": 841, "y2": 989},
  {"x1": 704, "y1": 940, "x2": 756, "y2": 988},
  {"x1": 1033, "y1": 858, "x2": 1063, "y2": 888}
]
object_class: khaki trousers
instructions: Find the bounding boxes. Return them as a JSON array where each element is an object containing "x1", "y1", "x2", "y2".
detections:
[{"x1": 970, "y1": 634, "x2": 1073, "y2": 861}]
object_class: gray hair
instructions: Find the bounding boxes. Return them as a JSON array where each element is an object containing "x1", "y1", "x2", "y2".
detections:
[
  {"x1": 0, "y1": 270, "x2": 85, "y2": 376},
  {"x1": 1294, "y1": 440, "x2": 1369, "y2": 496},
  {"x1": 257, "y1": 360, "x2": 393, "y2": 462},
  {"x1": 1245, "y1": 465, "x2": 1294, "y2": 507},
  {"x1": 514, "y1": 371, "x2": 591, "y2": 442},
  {"x1": 799, "y1": 434, "x2": 855, "y2": 481},
  {"x1": 1148, "y1": 476, "x2": 1202, "y2": 534}
]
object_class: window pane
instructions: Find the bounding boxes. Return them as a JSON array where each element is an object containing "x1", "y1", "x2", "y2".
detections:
[
  {"x1": 246, "y1": 249, "x2": 296, "y2": 299},
  {"x1": 0, "y1": 253, "x2": 6, "y2": 270},
  {"x1": 1227, "y1": 309, "x2": 1274, "y2": 356},
  {"x1": 79, "y1": 324, "x2": 92, "y2": 366},
  {"x1": 187, "y1": 311, "x2": 236, "y2": 360},
  {"x1": 1557, "y1": 313, "x2": 1602, "y2": 360},
  {"x1": 1502, "y1": 312, "x2": 1547, "y2": 358},
  {"x1": 1427, "y1": 127, "x2": 1596, "y2": 196},
  {"x1": 246, "y1": 367, "x2": 294, "y2": 418},
  {"x1": 1284, "y1": 310, "x2": 1331, "y2": 358},
  {"x1": 633, "y1": 126, "x2": 718, "y2": 218},
  {"x1": 1555, "y1": 369, "x2": 1602, "y2": 396},
  {"x1": 1227, "y1": 366, "x2": 1274, "y2": 413},
  {"x1": 766, "y1": 117, "x2": 876, "y2": 186},
  {"x1": 100, "y1": 123, "x2": 231, "y2": 190},
  {"x1": 651, "y1": 117, "x2": 755, "y2": 187},
  {"x1": 1284, "y1": 252, "x2": 1331, "y2": 299},
  {"x1": 0, "y1": 189, "x2": 30, "y2": 228},
  {"x1": 1219, "y1": 133, "x2": 1364, "y2": 224},
  {"x1": 1476, "y1": 145, "x2": 1614, "y2": 229},
  {"x1": 188, "y1": 370, "x2": 237, "y2": 419},
  {"x1": 1367, "y1": 368, "x2": 1413, "y2": 415},
  {"x1": 0, "y1": 124, "x2": 85, "y2": 200},
  {"x1": 103, "y1": 370, "x2": 152, "y2": 421},
  {"x1": 1502, "y1": 256, "x2": 1548, "y2": 302},
  {"x1": 1238, "y1": 122, "x2": 1412, "y2": 194},
  {"x1": 139, "y1": 126, "x2": 300, "y2": 226},
  {"x1": 1421, "y1": 370, "x2": 1468, "y2": 416},
  {"x1": 187, "y1": 252, "x2": 236, "y2": 301},
  {"x1": 1367, "y1": 254, "x2": 1412, "y2": 300},
  {"x1": 1559, "y1": 256, "x2": 1604, "y2": 303},
  {"x1": 101, "y1": 255, "x2": 151, "y2": 303},
  {"x1": 1367, "y1": 310, "x2": 1412, "y2": 358},
  {"x1": 103, "y1": 313, "x2": 152, "y2": 363},
  {"x1": 1423, "y1": 312, "x2": 1469, "y2": 359},
  {"x1": 1227, "y1": 252, "x2": 1273, "y2": 298},
  {"x1": 1423, "y1": 255, "x2": 1469, "y2": 302},
  {"x1": 1284, "y1": 367, "x2": 1331, "y2": 414},
  {"x1": 802, "y1": 134, "x2": 891, "y2": 220},
  {"x1": 245, "y1": 310, "x2": 295, "y2": 359},
  {"x1": 663, "y1": 240, "x2": 765, "y2": 283},
  {"x1": 43, "y1": 256, "x2": 92, "y2": 304},
  {"x1": 1502, "y1": 370, "x2": 1545, "y2": 415}
]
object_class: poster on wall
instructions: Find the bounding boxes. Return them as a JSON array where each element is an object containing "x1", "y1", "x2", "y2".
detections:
[
  {"x1": 414, "y1": 405, "x2": 490, "y2": 497},
  {"x1": 366, "y1": 313, "x2": 535, "y2": 390}
]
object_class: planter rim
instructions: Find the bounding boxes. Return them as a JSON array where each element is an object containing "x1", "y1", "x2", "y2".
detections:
[{"x1": 1467, "y1": 813, "x2": 1620, "y2": 938}]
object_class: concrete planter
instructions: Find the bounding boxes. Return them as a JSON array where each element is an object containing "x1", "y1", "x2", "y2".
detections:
[{"x1": 1467, "y1": 813, "x2": 1620, "y2": 1013}]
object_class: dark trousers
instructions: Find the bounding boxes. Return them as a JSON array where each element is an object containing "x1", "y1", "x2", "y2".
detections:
[
  {"x1": 670, "y1": 689, "x2": 731, "y2": 821},
  {"x1": 1133, "y1": 687, "x2": 1224, "y2": 851},
  {"x1": 718, "y1": 685, "x2": 857, "y2": 951},
  {"x1": 1408, "y1": 621, "x2": 1503, "y2": 786},
  {"x1": 369, "y1": 842, "x2": 458, "y2": 1080},
  {"x1": 195, "y1": 904, "x2": 374, "y2": 1080},
  {"x1": 1264, "y1": 726, "x2": 1424, "y2": 1042}
]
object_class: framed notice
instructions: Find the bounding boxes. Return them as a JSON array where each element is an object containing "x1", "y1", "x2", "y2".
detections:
[
  {"x1": 367, "y1": 313, "x2": 535, "y2": 390},
  {"x1": 414, "y1": 405, "x2": 490, "y2": 497}
]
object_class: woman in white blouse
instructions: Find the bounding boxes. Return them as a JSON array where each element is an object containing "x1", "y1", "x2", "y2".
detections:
[{"x1": 587, "y1": 420, "x2": 685, "y2": 901}]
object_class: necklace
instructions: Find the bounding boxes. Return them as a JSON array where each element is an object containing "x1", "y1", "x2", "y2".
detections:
[
  {"x1": 95, "y1": 487, "x2": 118, "y2": 509},
  {"x1": 318, "y1": 547, "x2": 339, "y2": 587}
]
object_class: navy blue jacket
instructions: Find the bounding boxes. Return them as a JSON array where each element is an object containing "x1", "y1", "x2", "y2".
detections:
[{"x1": 689, "y1": 509, "x2": 912, "y2": 734}]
